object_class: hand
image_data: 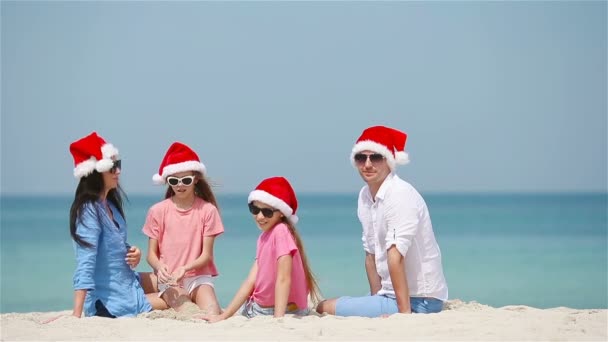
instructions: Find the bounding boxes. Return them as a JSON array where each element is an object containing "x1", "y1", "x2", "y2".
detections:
[
  {"x1": 42, "y1": 312, "x2": 80, "y2": 324},
  {"x1": 171, "y1": 266, "x2": 187, "y2": 283},
  {"x1": 125, "y1": 246, "x2": 141, "y2": 268},
  {"x1": 156, "y1": 263, "x2": 172, "y2": 284}
]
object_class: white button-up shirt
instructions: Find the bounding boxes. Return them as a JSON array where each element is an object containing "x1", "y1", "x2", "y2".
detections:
[{"x1": 358, "y1": 173, "x2": 448, "y2": 300}]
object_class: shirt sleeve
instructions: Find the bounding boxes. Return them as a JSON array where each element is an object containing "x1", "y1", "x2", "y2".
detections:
[
  {"x1": 202, "y1": 205, "x2": 225, "y2": 237},
  {"x1": 273, "y1": 224, "x2": 297, "y2": 259},
  {"x1": 361, "y1": 231, "x2": 372, "y2": 254},
  {"x1": 142, "y1": 206, "x2": 161, "y2": 239},
  {"x1": 358, "y1": 189, "x2": 373, "y2": 254},
  {"x1": 384, "y1": 188, "x2": 420, "y2": 257},
  {"x1": 72, "y1": 203, "x2": 101, "y2": 291}
]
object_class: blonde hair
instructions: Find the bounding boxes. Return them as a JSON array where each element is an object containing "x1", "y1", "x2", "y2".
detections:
[{"x1": 282, "y1": 218, "x2": 322, "y2": 306}]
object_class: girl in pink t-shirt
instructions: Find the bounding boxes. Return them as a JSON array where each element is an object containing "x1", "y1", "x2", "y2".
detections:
[
  {"x1": 203, "y1": 177, "x2": 321, "y2": 322},
  {"x1": 141, "y1": 142, "x2": 224, "y2": 314}
]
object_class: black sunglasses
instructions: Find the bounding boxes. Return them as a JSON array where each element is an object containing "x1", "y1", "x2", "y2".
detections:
[
  {"x1": 110, "y1": 160, "x2": 122, "y2": 174},
  {"x1": 248, "y1": 203, "x2": 280, "y2": 218},
  {"x1": 354, "y1": 153, "x2": 385, "y2": 164}
]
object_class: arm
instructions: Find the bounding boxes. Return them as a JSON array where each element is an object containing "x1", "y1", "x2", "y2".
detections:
[
  {"x1": 72, "y1": 290, "x2": 87, "y2": 317},
  {"x1": 387, "y1": 245, "x2": 411, "y2": 313},
  {"x1": 273, "y1": 254, "x2": 293, "y2": 318},
  {"x1": 359, "y1": 191, "x2": 381, "y2": 295},
  {"x1": 365, "y1": 252, "x2": 382, "y2": 295},
  {"x1": 172, "y1": 236, "x2": 217, "y2": 282},
  {"x1": 146, "y1": 238, "x2": 171, "y2": 283},
  {"x1": 71, "y1": 204, "x2": 102, "y2": 317},
  {"x1": 125, "y1": 246, "x2": 141, "y2": 269},
  {"x1": 384, "y1": 190, "x2": 419, "y2": 313},
  {"x1": 205, "y1": 262, "x2": 258, "y2": 323}
]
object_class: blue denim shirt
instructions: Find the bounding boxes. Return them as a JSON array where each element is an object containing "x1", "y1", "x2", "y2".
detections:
[{"x1": 72, "y1": 201, "x2": 151, "y2": 317}]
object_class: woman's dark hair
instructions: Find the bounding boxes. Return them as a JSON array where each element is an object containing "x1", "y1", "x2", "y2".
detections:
[
  {"x1": 69, "y1": 171, "x2": 126, "y2": 247},
  {"x1": 164, "y1": 171, "x2": 219, "y2": 210}
]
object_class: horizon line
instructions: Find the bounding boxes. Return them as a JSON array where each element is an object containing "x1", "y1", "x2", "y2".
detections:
[{"x1": 1, "y1": 190, "x2": 607, "y2": 198}]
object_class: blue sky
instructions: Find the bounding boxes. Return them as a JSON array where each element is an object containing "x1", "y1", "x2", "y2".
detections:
[{"x1": 1, "y1": 1, "x2": 606, "y2": 195}]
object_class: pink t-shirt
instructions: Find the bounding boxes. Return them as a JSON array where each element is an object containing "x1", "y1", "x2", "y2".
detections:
[
  {"x1": 251, "y1": 223, "x2": 309, "y2": 310},
  {"x1": 142, "y1": 197, "x2": 224, "y2": 278}
]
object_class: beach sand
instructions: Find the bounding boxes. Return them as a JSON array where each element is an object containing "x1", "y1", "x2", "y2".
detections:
[{"x1": 1, "y1": 300, "x2": 606, "y2": 341}]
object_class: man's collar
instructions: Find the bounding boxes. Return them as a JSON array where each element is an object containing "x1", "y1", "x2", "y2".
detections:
[
  {"x1": 363, "y1": 173, "x2": 395, "y2": 202},
  {"x1": 375, "y1": 172, "x2": 395, "y2": 200}
]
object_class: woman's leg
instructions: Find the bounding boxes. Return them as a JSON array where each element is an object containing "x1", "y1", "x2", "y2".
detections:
[
  {"x1": 139, "y1": 272, "x2": 159, "y2": 293},
  {"x1": 139, "y1": 272, "x2": 169, "y2": 310}
]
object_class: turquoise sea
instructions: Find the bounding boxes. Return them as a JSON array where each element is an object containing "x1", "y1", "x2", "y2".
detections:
[{"x1": 1, "y1": 193, "x2": 606, "y2": 313}]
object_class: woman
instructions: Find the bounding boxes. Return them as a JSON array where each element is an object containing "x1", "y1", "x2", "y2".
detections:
[{"x1": 68, "y1": 132, "x2": 152, "y2": 317}]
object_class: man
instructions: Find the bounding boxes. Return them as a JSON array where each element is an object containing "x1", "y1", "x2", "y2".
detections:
[{"x1": 316, "y1": 125, "x2": 448, "y2": 317}]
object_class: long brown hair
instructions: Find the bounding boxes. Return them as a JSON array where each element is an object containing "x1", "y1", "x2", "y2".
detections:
[
  {"x1": 164, "y1": 171, "x2": 219, "y2": 210},
  {"x1": 282, "y1": 218, "x2": 322, "y2": 306}
]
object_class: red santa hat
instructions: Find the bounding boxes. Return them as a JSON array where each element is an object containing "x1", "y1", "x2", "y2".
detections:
[
  {"x1": 69, "y1": 132, "x2": 119, "y2": 179},
  {"x1": 248, "y1": 176, "x2": 299, "y2": 224},
  {"x1": 153, "y1": 142, "x2": 206, "y2": 184},
  {"x1": 350, "y1": 125, "x2": 410, "y2": 170}
]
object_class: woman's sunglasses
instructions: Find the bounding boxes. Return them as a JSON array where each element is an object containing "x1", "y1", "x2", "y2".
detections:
[
  {"x1": 166, "y1": 175, "x2": 195, "y2": 186},
  {"x1": 248, "y1": 203, "x2": 279, "y2": 218},
  {"x1": 110, "y1": 160, "x2": 122, "y2": 174},
  {"x1": 354, "y1": 153, "x2": 385, "y2": 165}
]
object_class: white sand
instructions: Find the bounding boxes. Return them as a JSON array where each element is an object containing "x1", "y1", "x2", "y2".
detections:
[{"x1": 1, "y1": 300, "x2": 606, "y2": 341}]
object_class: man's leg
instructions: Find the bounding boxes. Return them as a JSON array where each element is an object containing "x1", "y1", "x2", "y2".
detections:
[
  {"x1": 410, "y1": 297, "x2": 444, "y2": 313},
  {"x1": 318, "y1": 295, "x2": 398, "y2": 318},
  {"x1": 316, "y1": 298, "x2": 338, "y2": 315}
]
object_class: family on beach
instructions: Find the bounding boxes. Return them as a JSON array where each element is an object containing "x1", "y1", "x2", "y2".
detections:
[{"x1": 66, "y1": 125, "x2": 449, "y2": 321}]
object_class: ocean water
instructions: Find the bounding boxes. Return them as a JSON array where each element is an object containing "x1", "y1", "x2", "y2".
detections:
[{"x1": 1, "y1": 193, "x2": 606, "y2": 313}]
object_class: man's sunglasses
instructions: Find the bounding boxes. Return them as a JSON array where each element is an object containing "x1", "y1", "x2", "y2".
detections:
[
  {"x1": 166, "y1": 175, "x2": 195, "y2": 186},
  {"x1": 248, "y1": 203, "x2": 280, "y2": 218},
  {"x1": 354, "y1": 153, "x2": 385, "y2": 164},
  {"x1": 110, "y1": 160, "x2": 122, "y2": 174}
]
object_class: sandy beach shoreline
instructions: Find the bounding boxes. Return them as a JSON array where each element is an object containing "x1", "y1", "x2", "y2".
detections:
[{"x1": 1, "y1": 300, "x2": 606, "y2": 341}]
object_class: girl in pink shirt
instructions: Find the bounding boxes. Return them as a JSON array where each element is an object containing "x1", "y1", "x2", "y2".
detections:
[
  {"x1": 203, "y1": 177, "x2": 321, "y2": 322},
  {"x1": 141, "y1": 142, "x2": 224, "y2": 315}
]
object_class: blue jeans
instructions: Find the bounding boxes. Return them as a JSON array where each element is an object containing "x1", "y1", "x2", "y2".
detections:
[{"x1": 335, "y1": 295, "x2": 444, "y2": 317}]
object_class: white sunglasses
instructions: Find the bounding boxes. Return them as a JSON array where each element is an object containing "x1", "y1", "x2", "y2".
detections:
[{"x1": 166, "y1": 175, "x2": 195, "y2": 186}]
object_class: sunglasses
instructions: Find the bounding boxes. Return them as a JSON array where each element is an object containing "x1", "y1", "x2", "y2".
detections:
[
  {"x1": 354, "y1": 153, "x2": 385, "y2": 164},
  {"x1": 248, "y1": 203, "x2": 280, "y2": 218},
  {"x1": 110, "y1": 160, "x2": 122, "y2": 174},
  {"x1": 166, "y1": 175, "x2": 195, "y2": 186}
]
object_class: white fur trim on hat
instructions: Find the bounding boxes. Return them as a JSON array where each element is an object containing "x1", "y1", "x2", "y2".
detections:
[
  {"x1": 94, "y1": 143, "x2": 119, "y2": 173},
  {"x1": 153, "y1": 160, "x2": 207, "y2": 185},
  {"x1": 350, "y1": 140, "x2": 410, "y2": 170},
  {"x1": 248, "y1": 190, "x2": 299, "y2": 224},
  {"x1": 73, "y1": 158, "x2": 97, "y2": 178},
  {"x1": 95, "y1": 159, "x2": 114, "y2": 173},
  {"x1": 101, "y1": 144, "x2": 119, "y2": 159}
]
